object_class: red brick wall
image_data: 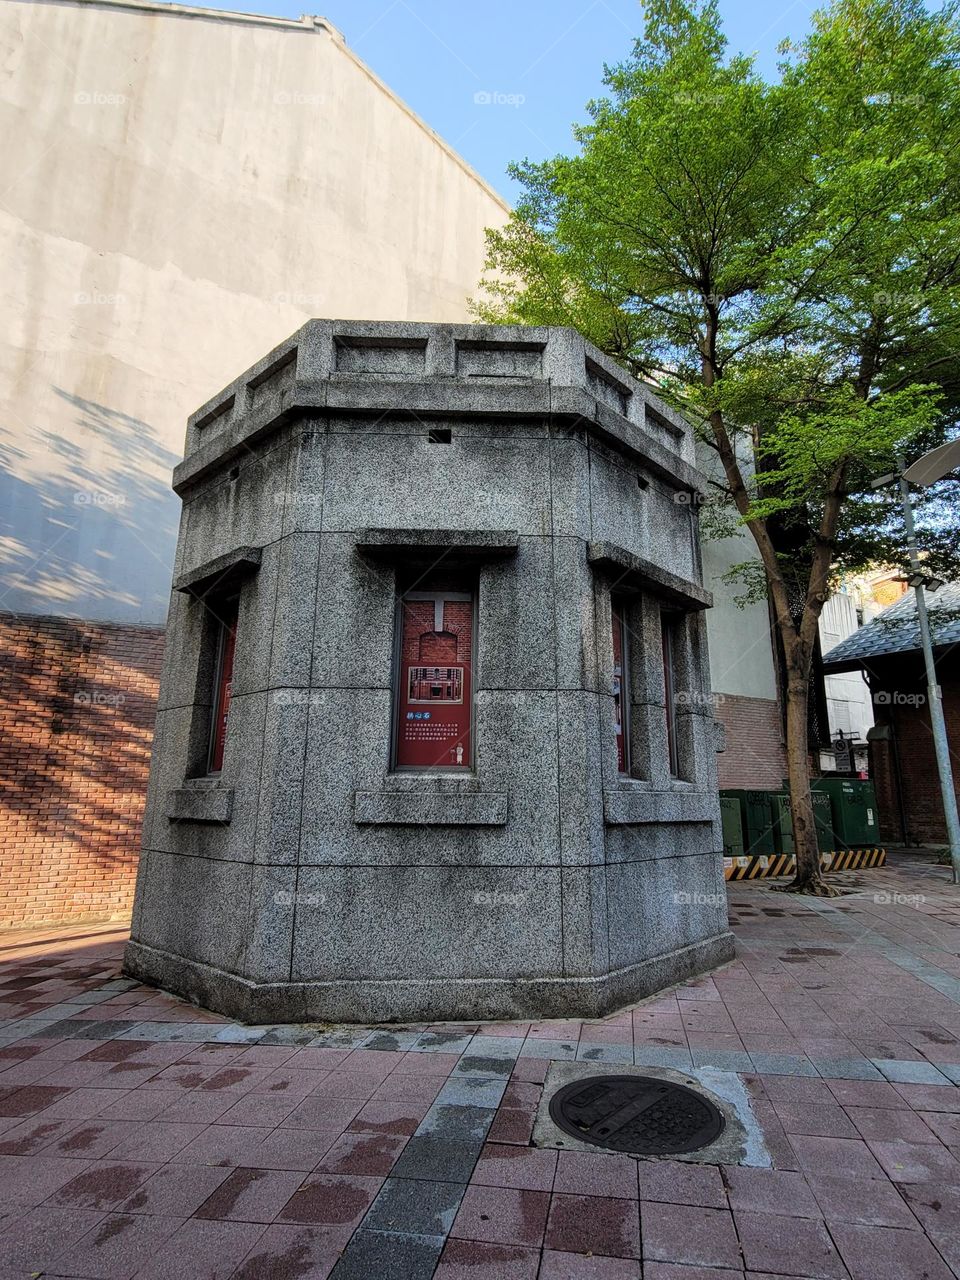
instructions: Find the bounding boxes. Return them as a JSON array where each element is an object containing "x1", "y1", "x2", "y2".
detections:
[
  {"x1": 714, "y1": 693, "x2": 787, "y2": 790},
  {"x1": 0, "y1": 614, "x2": 164, "y2": 929},
  {"x1": 867, "y1": 658, "x2": 959, "y2": 845}
]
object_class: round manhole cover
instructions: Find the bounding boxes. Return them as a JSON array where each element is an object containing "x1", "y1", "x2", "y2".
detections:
[{"x1": 549, "y1": 1075, "x2": 725, "y2": 1156}]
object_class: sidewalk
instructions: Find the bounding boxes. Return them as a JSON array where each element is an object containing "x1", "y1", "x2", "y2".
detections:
[{"x1": 0, "y1": 850, "x2": 958, "y2": 1279}]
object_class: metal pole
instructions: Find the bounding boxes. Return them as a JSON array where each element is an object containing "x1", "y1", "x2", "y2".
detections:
[{"x1": 898, "y1": 463, "x2": 960, "y2": 882}]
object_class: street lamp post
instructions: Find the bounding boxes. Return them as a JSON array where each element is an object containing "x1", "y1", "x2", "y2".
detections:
[{"x1": 886, "y1": 445, "x2": 960, "y2": 883}]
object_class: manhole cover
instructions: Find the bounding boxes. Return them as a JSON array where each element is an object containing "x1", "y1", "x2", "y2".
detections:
[{"x1": 549, "y1": 1074, "x2": 725, "y2": 1156}]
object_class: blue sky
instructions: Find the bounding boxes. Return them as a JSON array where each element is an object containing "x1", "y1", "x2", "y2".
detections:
[{"x1": 204, "y1": 0, "x2": 819, "y2": 199}]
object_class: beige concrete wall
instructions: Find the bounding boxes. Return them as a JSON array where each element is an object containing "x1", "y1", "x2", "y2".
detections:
[{"x1": 0, "y1": 0, "x2": 509, "y2": 621}]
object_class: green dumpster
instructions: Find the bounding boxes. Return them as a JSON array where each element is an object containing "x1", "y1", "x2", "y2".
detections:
[
  {"x1": 770, "y1": 792, "x2": 795, "y2": 856},
  {"x1": 719, "y1": 795, "x2": 744, "y2": 859},
  {"x1": 812, "y1": 777, "x2": 879, "y2": 847},
  {"x1": 720, "y1": 789, "x2": 777, "y2": 857}
]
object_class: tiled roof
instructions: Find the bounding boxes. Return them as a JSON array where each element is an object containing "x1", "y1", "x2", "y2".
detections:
[{"x1": 822, "y1": 581, "x2": 960, "y2": 670}]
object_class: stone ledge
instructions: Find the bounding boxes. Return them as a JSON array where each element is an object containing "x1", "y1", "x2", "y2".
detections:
[
  {"x1": 122, "y1": 929, "x2": 736, "y2": 1023},
  {"x1": 172, "y1": 546, "x2": 262, "y2": 597},
  {"x1": 588, "y1": 540, "x2": 712, "y2": 610},
  {"x1": 353, "y1": 791, "x2": 508, "y2": 826},
  {"x1": 165, "y1": 787, "x2": 234, "y2": 825},
  {"x1": 603, "y1": 789, "x2": 718, "y2": 826},
  {"x1": 356, "y1": 529, "x2": 519, "y2": 563}
]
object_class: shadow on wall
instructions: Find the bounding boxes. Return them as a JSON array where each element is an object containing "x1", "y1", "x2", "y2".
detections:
[
  {"x1": 0, "y1": 613, "x2": 165, "y2": 927},
  {"x1": 0, "y1": 388, "x2": 181, "y2": 622}
]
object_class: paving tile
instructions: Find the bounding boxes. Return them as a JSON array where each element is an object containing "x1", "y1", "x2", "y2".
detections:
[
  {"x1": 363, "y1": 1176, "x2": 464, "y2": 1236},
  {"x1": 824, "y1": 1079, "x2": 912, "y2": 1109},
  {"x1": 635, "y1": 1159, "x2": 726, "y2": 1209},
  {"x1": 315, "y1": 1129, "x2": 408, "y2": 1176},
  {"x1": 56, "y1": 1212, "x2": 186, "y2": 1279},
  {"x1": 539, "y1": 1251, "x2": 641, "y2": 1278},
  {"x1": 847, "y1": 1105, "x2": 941, "y2": 1143},
  {"x1": 275, "y1": 1172, "x2": 382, "y2": 1229},
  {"x1": 435, "y1": 1238, "x2": 541, "y2": 1278},
  {"x1": 789, "y1": 1133, "x2": 886, "y2": 1179},
  {"x1": 722, "y1": 1165, "x2": 821, "y2": 1217},
  {"x1": 327, "y1": 1227, "x2": 443, "y2": 1280},
  {"x1": 734, "y1": 1208, "x2": 846, "y2": 1277},
  {"x1": 894, "y1": 1084, "x2": 960, "y2": 1113},
  {"x1": 232, "y1": 1222, "x2": 348, "y2": 1280},
  {"x1": 387, "y1": 1133, "x2": 485, "y2": 1183},
  {"x1": 484, "y1": 1107, "x2": 536, "y2": 1145},
  {"x1": 348, "y1": 1098, "x2": 432, "y2": 1136},
  {"x1": 554, "y1": 1150, "x2": 638, "y2": 1199},
  {"x1": 830, "y1": 1221, "x2": 956, "y2": 1280},
  {"x1": 868, "y1": 1138, "x2": 960, "y2": 1183},
  {"x1": 471, "y1": 1142, "x2": 557, "y2": 1192},
  {"x1": 119, "y1": 1163, "x2": 234, "y2": 1217},
  {"x1": 807, "y1": 1172, "x2": 919, "y2": 1227},
  {"x1": 873, "y1": 1059, "x2": 951, "y2": 1085},
  {"x1": 46, "y1": 1158, "x2": 157, "y2": 1209},
  {"x1": 643, "y1": 1266, "x2": 743, "y2": 1280},
  {"x1": 545, "y1": 1192, "x2": 641, "y2": 1259},
  {"x1": 194, "y1": 1167, "x2": 307, "y2": 1222},
  {"x1": 0, "y1": 1205, "x2": 106, "y2": 1274},
  {"x1": 449, "y1": 1183, "x2": 549, "y2": 1247},
  {"x1": 640, "y1": 1202, "x2": 739, "y2": 1269},
  {"x1": 771, "y1": 1100, "x2": 858, "y2": 1138}
]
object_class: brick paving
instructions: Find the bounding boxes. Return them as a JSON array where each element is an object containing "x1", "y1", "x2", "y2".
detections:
[{"x1": 0, "y1": 850, "x2": 959, "y2": 1278}]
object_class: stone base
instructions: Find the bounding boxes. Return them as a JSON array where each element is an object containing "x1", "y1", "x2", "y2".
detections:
[{"x1": 122, "y1": 930, "x2": 735, "y2": 1025}]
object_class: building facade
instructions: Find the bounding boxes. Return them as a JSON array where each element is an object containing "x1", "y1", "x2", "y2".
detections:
[{"x1": 1, "y1": 0, "x2": 780, "y2": 926}]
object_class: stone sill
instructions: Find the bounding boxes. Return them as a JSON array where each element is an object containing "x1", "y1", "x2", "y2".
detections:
[
  {"x1": 354, "y1": 791, "x2": 508, "y2": 826},
  {"x1": 165, "y1": 786, "x2": 234, "y2": 825},
  {"x1": 603, "y1": 789, "x2": 717, "y2": 826}
]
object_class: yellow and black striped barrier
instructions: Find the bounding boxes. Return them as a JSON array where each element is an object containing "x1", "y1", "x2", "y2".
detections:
[{"x1": 723, "y1": 847, "x2": 886, "y2": 881}]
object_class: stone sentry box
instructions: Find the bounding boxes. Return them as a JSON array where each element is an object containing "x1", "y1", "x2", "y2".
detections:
[{"x1": 123, "y1": 320, "x2": 734, "y2": 1023}]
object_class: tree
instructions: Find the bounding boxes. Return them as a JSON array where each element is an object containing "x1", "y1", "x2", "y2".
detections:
[{"x1": 475, "y1": 0, "x2": 960, "y2": 893}]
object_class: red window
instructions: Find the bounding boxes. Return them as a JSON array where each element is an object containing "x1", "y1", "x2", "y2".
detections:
[
  {"x1": 395, "y1": 591, "x2": 473, "y2": 769},
  {"x1": 208, "y1": 598, "x2": 239, "y2": 773},
  {"x1": 611, "y1": 598, "x2": 630, "y2": 774}
]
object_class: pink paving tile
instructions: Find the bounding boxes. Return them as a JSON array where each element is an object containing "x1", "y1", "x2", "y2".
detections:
[
  {"x1": 509, "y1": 1057, "x2": 551, "y2": 1084},
  {"x1": 894, "y1": 1084, "x2": 960, "y2": 1113},
  {"x1": 348, "y1": 1098, "x2": 432, "y2": 1136},
  {"x1": 308, "y1": 1071, "x2": 389, "y2": 1100},
  {"x1": 450, "y1": 1183, "x2": 550, "y2": 1247},
  {"x1": 278, "y1": 1097, "x2": 364, "y2": 1132},
  {"x1": 868, "y1": 1138, "x2": 960, "y2": 1183},
  {"x1": 226, "y1": 1046, "x2": 300, "y2": 1069},
  {"x1": 554, "y1": 1150, "x2": 638, "y2": 1199},
  {"x1": 789, "y1": 1133, "x2": 886, "y2": 1179},
  {"x1": 198, "y1": 1066, "x2": 277, "y2": 1093},
  {"x1": 539, "y1": 1251, "x2": 641, "y2": 1279},
  {"x1": 371, "y1": 1073, "x2": 446, "y2": 1103},
  {"x1": 169, "y1": 1123, "x2": 330, "y2": 1172},
  {"x1": 135, "y1": 1217, "x2": 267, "y2": 1280},
  {"x1": 286, "y1": 1048, "x2": 353, "y2": 1071},
  {"x1": 338, "y1": 1049, "x2": 404, "y2": 1077},
  {"x1": 830, "y1": 1221, "x2": 956, "y2": 1280},
  {"x1": 721, "y1": 1165, "x2": 821, "y2": 1218},
  {"x1": 0, "y1": 1116, "x2": 77, "y2": 1155},
  {"x1": 807, "y1": 1173, "x2": 919, "y2": 1227},
  {"x1": 847, "y1": 1106, "x2": 940, "y2": 1143},
  {"x1": 0, "y1": 1205, "x2": 106, "y2": 1274},
  {"x1": 0, "y1": 1153, "x2": 98, "y2": 1204},
  {"x1": 528, "y1": 1020, "x2": 583, "y2": 1040},
  {"x1": 640, "y1": 1202, "x2": 740, "y2": 1270},
  {"x1": 734, "y1": 1209, "x2": 849, "y2": 1278},
  {"x1": 156, "y1": 1090, "x2": 241, "y2": 1124},
  {"x1": 52, "y1": 1212, "x2": 186, "y2": 1279},
  {"x1": 46, "y1": 1119, "x2": 139, "y2": 1160},
  {"x1": 314, "y1": 1129, "x2": 407, "y2": 1176},
  {"x1": 635, "y1": 1159, "x2": 726, "y2": 1209},
  {"x1": 253, "y1": 1068, "x2": 330, "y2": 1098},
  {"x1": 213, "y1": 1093, "x2": 303, "y2": 1128},
  {"x1": 194, "y1": 1167, "x2": 308, "y2": 1222},
  {"x1": 771, "y1": 1101, "x2": 858, "y2": 1138},
  {"x1": 120, "y1": 1163, "x2": 234, "y2": 1216},
  {"x1": 499, "y1": 1080, "x2": 542, "y2": 1108},
  {"x1": 47, "y1": 1159, "x2": 158, "y2": 1209},
  {"x1": 485, "y1": 1106, "x2": 536, "y2": 1145},
  {"x1": 391, "y1": 1051, "x2": 462, "y2": 1075},
  {"x1": 275, "y1": 1172, "x2": 382, "y2": 1229},
  {"x1": 755, "y1": 1075, "x2": 832, "y2": 1104},
  {"x1": 545, "y1": 1192, "x2": 641, "y2": 1259},
  {"x1": 230, "y1": 1222, "x2": 347, "y2": 1280},
  {"x1": 0, "y1": 1084, "x2": 72, "y2": 1116},
  {"x1": 434, "y1": 1238, "x2": 540, "y2": 1279},
  {"x1": 643, "y1": 1267, "x2": 743, "y2": 1280},
  {"x1": 471, "y1": 1142, "x2": 558, "y2": 1192},
  {"x1": 825, "y1": 1079, "x2": 912, "y2": 1109},
  {"x1": 919, "y1": 1110, "x2": 960, "y2": 1147}
]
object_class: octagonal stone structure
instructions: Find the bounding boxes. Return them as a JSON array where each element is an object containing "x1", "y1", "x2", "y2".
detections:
[{"x1": 123, "y1": 319, "x2": 734, "y2": 1023}]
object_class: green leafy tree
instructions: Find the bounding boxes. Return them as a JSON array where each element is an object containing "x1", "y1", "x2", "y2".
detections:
[{"x1": 476, "y1": 0, "x2": 960, "y2": 893}]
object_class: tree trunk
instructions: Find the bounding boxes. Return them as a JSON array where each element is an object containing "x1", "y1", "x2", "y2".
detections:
[{"x1": 782, "y1": 670, "x2": 837, "y2": 896}]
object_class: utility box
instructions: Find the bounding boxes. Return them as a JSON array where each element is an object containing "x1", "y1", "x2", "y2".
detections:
[
  {"x1": 721, "y1": 789, "x2": 776, "y2": 857},
  {"x1": 123, "y1": 319, "x2": 734, "y2": 1024},
  {"x1": 719, "y1": 795, "x2": 744, "y2": 859},
  {"x1": 770, "y1": 792, "x2": 795, "y2": 856},
  {"x1": 813, "y1": 777, "x2": 879, "y2": 847},
  {"x1": 812, "y1": 789, "x2": 838, "y2": 851}
]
